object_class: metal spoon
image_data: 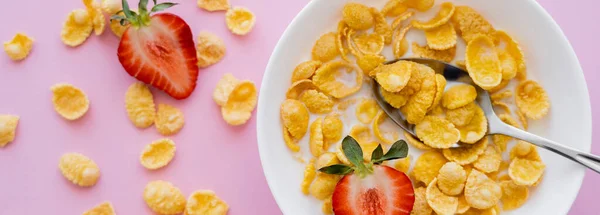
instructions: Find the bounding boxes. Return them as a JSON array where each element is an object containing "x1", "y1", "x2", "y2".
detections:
[{"x1": 372, "y1": 58, "x2": 600, "y2": 173}]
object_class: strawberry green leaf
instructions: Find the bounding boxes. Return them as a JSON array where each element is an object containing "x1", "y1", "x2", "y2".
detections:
[
  {"x1": 121, "y1": 0, "x2": 134, "y2": 18},
  {"x1": 372, "y1": 140, "x2": 408, "y2": 164},
  {"x1": 110, "y1": 15, "x2": 126, "y2": 21},
  {"x1": 342, "y1": 136, "x2": 364, "y2": 168},
  {"x1": 319, "y1": 164, "x2": 354, "y2": 175},
  {"x1": 371, "y1": 144, "x2": 384, "y2": 163},
  {"x1": 138, "y1": 0, "x2": 149, "y2": 14},
  {"x1": 152, "y1": 0, "x2": 157, "y2": 6},
  {"x1": 151, "y1": 3, "x2": 177, "y2": 13}
]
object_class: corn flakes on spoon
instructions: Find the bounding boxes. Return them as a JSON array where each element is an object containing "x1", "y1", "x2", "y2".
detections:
[{"x1": 373, "y1": 58, "x2": 600, "y2": 173}]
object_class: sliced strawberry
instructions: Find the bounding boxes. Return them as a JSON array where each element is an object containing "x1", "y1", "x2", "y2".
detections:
[
  {"x1": 333, "y1": 166, "x2": 415, "y2": 215},
  {"x1": 114, "y1": 0, "x2": 198, "y2": 99}
]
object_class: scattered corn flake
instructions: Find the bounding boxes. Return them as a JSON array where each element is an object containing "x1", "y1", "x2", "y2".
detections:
[
  {"x1": 51, "y1": 83, "x2": 90, "y2": 120},
  {"x1": 59, "y1": 153, "x2": 100, "y2": 187},
  {"x1": 380, "y1": 88, "x2": 411, "y2": 109},
  {"x1": 498, "y1": 50, "x2": 518, "y2": 80},
  {"x1": 143, "y1": 180, "x2": 186, "y2": 215},
  {"x1": 515, "y1": 80, "x2": 550, "y2": 120},
  {"x1": 83, "y1": 0, "x2": 106, "y2": 35},
  {"x1": 61, "y1": 9, "x2": 93, "y2": 47},
  {"x1": 353, "y1": 32, "x2": 385, "y2": 55},
  {"x1": 442, "y1": 137, "x2": 488, "y2": 165},
  {"x1": 382, "y1": 0, "x2": 408, "y2": 17},
  {"x1": 500, "y1": 180, "x2": 529, "y2": 211},
  {"x1": 360, "y1": 141, "x2": 380, "y2": 161},
  {"x1": 125, "y1": 82, "x2": 156, "y2": 128},
  {"x1": 426, "y1": 178, "x2": 458, "y2": 215},
  {"x1": 0, "y1": 115, "x2": 19, "y2": 147},
  {"x1": 357, "y1": 54, "x2": 385, "y2": 75},
  {"x1": 196, "y1": 31, "x2": 226, "y2": 68},
  {"x1": 337, "y1": 98, "x2": 358, "y2": 111},
  {"x1": 391, "y1": 11, "x2": 415, "y2": 29},
  {"x1": 282, "y1": 126, "x2": 300, "y2": 152},
  {"x1": 185, "y1": 190, "x2": 229, "y2": 215},
  {"x1": 442, "y1": 84, "x2": 477, "y2": 109},
  {"x1": 213, "y1": 73, "x2": 240, "y2": 106},
  {"x1": 495, "y1": 30, "x2": 526, "y2": 80},
  {"x1": 372, "y1": 112, "x2": 400, "y2": 145},
  {"x1": 412, "y1": 42, "x2": 456, "y2": 63},
  {"x1": 3, "y1": 33, "x2": 34, "y2": 61},
  {"x1": 301, "y1": 158, "x2": 317, "y2": 195},
  {"x1": 299, "y1": 90, "x2": 334, "y2": 114},
  {"x1": 431, "y1": 74, "x2": 447, "y2": 110},
  {"x1": 222, "y1": 81, "x2": 258, "y2": 125},
  {"x1": 309, "y1": 173, "x2": 341, "y2": 200},
  {"x1": 322, "y1": 196, "x2": 334, "y2": 214},
  {"x1": 456, "y1": 195, "x2": 471, "y2": 214},
  {"x1": 456, "y1": 104, "x2": 487, "y2": 144},
  {"x1": 509, "y1": 140, "x2": 537, "y2": 160},
  {"x1": 400, "y1": 63, "x2": 437, "y2": 124},
  {"x1": 316, "y1": 152, "x2": 341, "y2": 169},
  {"x1": 109, "y1": 11, "x2": 129, "y2": 38},
  {"x1": 403, "y1": 131, "x2": 432, "y2": 150},
  {"x1": 508, "y1": 158, "x2": 545, "y2": 186},
  {"x1": 404, "y1": 0, "x2": 434, "y2": 12},
  {"x1": 286, "y1": 79, "x2": 318, "y2": 99},
  {"x1": 323, "y1": 114, "x2": 343, "y2": 146},
  {"x1": 492, "y1": 101, "x2": 512, "y2": 115},
  {"x1": 393, "y1": 25, "x2": 412, "y2": 58},
  {"x1": 197, "y1": 0, "x2": 229, "y2": 11},
  {"x1": 336, "y1": 21, "x2": 350, "y2": 61},
  {"x1": 342, "y1": 3, "x2": 374, "y2": 30},
  {"x1": 349, "y1": 124, "x2": 373, "y2": 144},
  {"x1": 292, "y1": 60, "x2": 322, "y2": 83},
  {"x1": 464, "y1": 169, "x2": 501, "y2": 209},
  {"x1": 516, "y1": 109, "x2": 529, "y2": 130},
  {"x1": 394, "y1": 155, "x2": 412, "y2": 173},
  {"x1": 437, "y1": 162, "x2": 467, "y2": 195},
  {"x1": 140, "y1": 138, "x2": 176, "y2": 170},
  {"x1": 155, "y1": 104, "x2": 185, "y2": 135},
  {"x1": 446, "y1": 102, "x2": 476, "y2": 127},
  {"x1": 312, "y1": 61, "x2": 363, "y2": 99},
  {"x1": 412, "y1": 151, "x2": 447, "y2": 185},
  {"x1": 345, "y1": 29, "x2": 362, "y2": 57},
  {"x1": 373, "y1": 60, "x2": 413, "y2": 92},
  {"x1": 102, "y1": 0, "x2": 121, "y2": 14},
  {"x1": 425, "y1": 22, "x2": 457, "y2": 51},
  {"x1": 411, "y1": 186, "x2": 433, "y2": 215},
  {"x1": 429, "y1": 104, "x2": 445, "y2": 117},
  {"x1": 451, "y1": 6, "x2": 496, "y2": 43},
  {"x1": 355, "y1": 99, "x2": 379, "y2": 124},
  {"x1": 335, "y1": 142, "x2": 352, "y2": 165},
  {"x1": 225, "y1": 7, "x2": 255, "y2": 35},
  {"x1": 309, "y1": 118, "x2": 325, "y2": 157},
  {"x1": 280, "y1": 99, "x2": 309, "y2": 140},
  {"x1": 473, "y1": 144, "x2": 502, "y2": 173},
  {"x1": 312, "y1": 32, "x2": 339, "y2": 62},
  {"x1": 412, "y1": 2, "x2": 455, "y2": 30},
  {"x1": 371, "y1": 8, "x2": 393, "y2": 44},
  {"x1": 455, "y1": 60, "x2": 466, "y2": 70},
  {"x1": 415, "y1": 115, "x2": 460, "y2": 149},
  {"x1": 492, "y1": 114, "x2": 520, "y2": 152},
  {"x1": 83, "y1": 201, "x2": 115, "y2": 215},
  {"x1": 491, "y1": 90, "x2": 513, "y2": 102},
  {"x1": 461, "y1": 207, "x2": 498, "y2": 215},
  {"x1": 465, "y1": 35, "x2": 502, "y2": 90}
]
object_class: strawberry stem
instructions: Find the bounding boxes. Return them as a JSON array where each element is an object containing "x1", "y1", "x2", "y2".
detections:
[{"x1": 111, "y1": 0, "x2": 178, "y2": 27}]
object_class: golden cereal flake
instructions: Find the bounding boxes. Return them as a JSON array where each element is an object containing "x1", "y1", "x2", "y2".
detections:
[
  {"x1": 3, "y1": 33, "x2": 34, "y2": 61},
  {"x1": 140, "y1": 138, "x2": 176, "y2": 170},
  {"x1": 336, "y1": 21, "x2": 350, "y2": 62},
  {"x1": 442, "y1": 84, "x2": 477, "y2": 109},
  {"x1": 356, "y1": 99, "x2": 380, "y2": 124},
  {"x1": 473, "y1": 145, "x2": 502, "y2": 173},
  {"x1": 465, "y1": 35, "x2": 502, "y2": 90},
  {"x1": 392, "y1": 25, "x2": 411, "y2": 58},
  {"x1": 412, "y1": 151, "x2": 447, "y2": 185},
  {"x1": 335, "y1": 142, "x2": 352, "y2": 165},
  {"x1": 83, "y1": 201, "x2": 115, "y2": 215},
  {"x1": 185, "y1": 190, "x2": 229, "y2": 215},
  {"x1": 213, "y1": 73, "x2": 240, "y2": 106},
  {"x1": 125, "y1": 82, "x2": 156, "y2": 128},
  {"x1": 498, "y1": 50, "x2": 518, "y2": 80},
  {"x1": 225, "y1": 7, "x2": 255, "y2": 35},
  {"x1": 349, "y1": 124, "x2": 373, "y2": 145},
  {"x1": 109, "y1": 11, "x2": 129, "y2": 38},
  {"x1": 516, "y1": 109, "x2": 529, "y2": 130},
  {"x1": 492, "y1": 101, "x2": 512, "y2": 115},
  {"x1": 382, "y1": 0, "x2": 408, "y2": 17},
  {"x1": 404, "y1": 0, "x2": 434, "y2": 12},
  {"x1": 61, "y1": 9, "x2": 93, "y2": 47},
  {"x1": 500, "y1": 180, "x2": 529, "y2": 211},
  {"x1": 59, "y1": 153, "x2": 100, "y2": 187},
  {"x1": 102, "y1": 0, "x2": 121, "y2": 14},
  {"x1": 280, "y1": 99, "x2": 309, "y2": 140},
  {"x1": 357, "y1": 54, "x2": 385, "y2": 75},
  {"x1": 156, "y1": 104, "x2": 185, "y2": 135},
  {"x1": 411, "y1": 186, "x2": 433, "y2": 215},
  {"x1": 371, "y1": 8, "x2": 393, "y2": 44},
  {"x1": 316, "y1": 152, "x2": 341, "y2": 169},
  {"x1": 83, "y1": 0, "x2": 106, "y2": 35},
  {"x1": 143, "y1": 180, "x2": 186, "y2": 215},
  {"x1": 286, "y1": 79, "x2": 318, "y2": 99},
  {"x1": 426, "y1": 178, "x2": 458, "y2": 215},
  {"x1": 451, "y1": 6, "x2": 495, "y2": 43},
  {"x1": 197, "y1": 0, "x2": 229, "y2": 11},
  {"x1": 322, "y1": 196, "x2": 334, "y2": 214},
  {"x1": 437, "y1": 162, "x2": 467, "y2": 196},
  {"x1": 301, "y1": 159, "x2": 317, "y2": 195},
  {"x1": 412, "y1": 2, "x2": 455, "y2": 30},
  {"x1": 415, "y1": 115, "x2": 460, "y2": 149},
  {"x1": 456, "y1": 104, "x2": 487, "y2": 144},
  {"x1": 312, "y1": 32, "x2": 339, "y2": 62},
  {"x1": 431, "y1": 73, "x2": 447, "y2": 110},
  {"x1": 490, "y1": 90, "x2": 513, "y2": 101},
  {"x1": 323, "y1": 114, "x2": 343, "y2": 146},
  {"x1": 424, "y1": 22, "x2": 457, "y2": 51},
  {"x1": 372, "y1": 60, "x2": 414, "y2": 93},
  {"x1": 342, "y1": 3, "x2": 374, "y2": 30},
  {"x1": 508, "y1": 158, "x2": 545, "y2": 186},
  {"x1": 492, "y1": 114, "x2": 521, "y2": 152},
  {"x1": 442, "y1": 137, "x2": 488, "y2": 165},
  {"x1": 0, "y1": 115, "x2": 19, "y2": 147},
  {"x1": 309, "y1": 173, "x2": 341, "y2": 200},
  {"x1": 456, "y1": 195, "x2": 471, "y2": 214},
  {"x1": 222, "y1": 81, "x2": 258, "y2": 126},
  {"x1": 196, "y1": 31, "x2": 226, "y2": 68},
  {"x1": 487, "y1": 79, "x2": 510, "y2": 93},
  {"x1": 515, "y1": 80, "x2": 550, "y2": 119},
  {"x1": 353, "y1": 32, "x2": 385, "y2": 55},
  {"x1": 282, "y1": 126, "x2": 300, "y2": 152},
  {"x1": 446, "y1": 102, "x2": 476, "y2": 127},
  {"x1": 51, "y1": 83, "x2": 90, "y2": 120},
  {"x1": 412, "y1": 42, "x2": 456, "y2": 63},
  {"x1": 394, "y1": 155, "x2": 412, "y2": 173},
  {"x1": 403, "y1": 131, "x2": 431, "y2": 150},
  {"x1": 464, "y1": 169, "x2": 501, "y2": 209},
  {"x1": 309, "y1": 118, "x2": 325, "y2": 157},
  {"x1": 312, "y1": 61, "x2": 363, "y2": 99},
  {"x1": 400, "y1": 63, "x2": 437, "y2": 124},
  {"x1": 360, "y1": 141, "x2": 380, "y2": 162},
  {"x1": 292, "y1": 60, "x2": 322, "y2": 83},
  {"x1": 299, "y1": 90, "x2": 333, "y2": 114},
  {"x1": 391, "y1": 11, "x2": 415, "y2": 29},
  {"x1": 495, "y1": 30, "x2": 526, "y2": 80},
  {"x1": 372, "y1": 111, "x2": 400, "y2": 145}
]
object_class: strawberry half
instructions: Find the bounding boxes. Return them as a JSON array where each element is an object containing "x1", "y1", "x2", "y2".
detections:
[
  {"x1": 112, "y1": 0, "x2": 198, "y2": 99},
  {"x1": 320, "y1": 136, "x2": 415, "y2": 215}
]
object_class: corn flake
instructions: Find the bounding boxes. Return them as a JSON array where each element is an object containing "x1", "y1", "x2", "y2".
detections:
[
  {"x1": 415, "y1": 116, "x2": 460, "y2": 149},
  {"x1": 59, "y1": 153, "x2": 100, "y2": 187},
  {"x1": 431, "y1": 74, "x2": 447, "y2": 109},
  {"x1": 473, "y1": 144, "x2": 502, "y2": 173},
  {"x1": 102, "y1": 0, "x2": 121, "y2": 14},
  {"x1": 492, "y1": 114, "x2": 520, "y2": 152},
  {"x1": 349, "y1": 124, "x2": 373, "y2": 145},
  {"x1": 335, "y1": 142, "x2": 351, "y2": 165},
  {"x1": 286, "y1": 80, "x2": 318, "y2": 99},
  {"x1": 508, "y1": 158, "x2": 545, "y2": 186},
  {"x1": 442, "y1": 137, "x2": 488, "y2": 165},
  {"x1": 342, "y1": 3, "x2": 374, "y2": 31},
  {"x1": 457, "y1": 195, "x2": 471, "y2": 214},
  {"x1": 353, "y1": 32, "x2": 385, "y2": 55},
  {"x1": 316, "y1": 152, "x2": 341, "y2": 169},
  {"x1": 280, "y1": 99, "x2": 309, "y2": 140},
  {"x1": 197, "y1": 0, "x2": 229, "y2": 11},
  {"x1": 0, "y1": 115, "x2": 19, "y2": 147},
  {"x1": 394, "y1": 155, "x2": 412, "y2": 173},
  {"x1": 442, "y1": 84, "x2": 477, "y2": 109},
  {"x1": 495, "y1": 30, "x2": 526, "y2": 80},
  {"x1": 313, "y1": 61, "x2": 363, "y2": 99},
  {"x1": 222, "y1": 81, "x2": 258, "y2": 125},
  {"x1": 309, "y1": 173, "x2": 341, "y2": 200},
  {"x1": 225, "y1": 7, "x2": 255, "y2": 35},
  {"x1": 61, "y1": 9, "x2": 93, "y2": 47},
  {"x1": 456, "y1": 104, "x2": 487, "y2": 144},
  {"x1": 312, "y1": 32, "x2": 339, "y2": 62},
  {"x1": 437, "y1": 162, "x2": 467, "y2": 195},
  {"x1": 322, "y1": 196, "x2": 334, "y2": 214},
  {"x1": 412, "y1": 186, "x2": 433, "y2": 215},
  {"x1": 373, "y1": 60, "x2": 413, "y2": 92},
  {"x1": 500, "y1": 180, "x2": 529, "y2": 211},
  {"x1": 301, "y1": 159, "x2": 317, "y2": 195},
  {"x1": 51, "y1": 83, "x2": 90, "y2": 120},
  {"x1": 144, "y1": 180, "x2": 186, "y2": 215},
  {"x1": 393, "y1": 25, "x2": 411, "y2": 58},
  {"x1": 299, "y1": 90, "x2": 334, "y2": 114},
  {"x1": 446, "y1": 102, "x2": 476, "y2": 127},
  {"x1": 213, "y1": 73, "x2": 240, "y2": 106},
  {"x1": 492, "y1": 101, "x2": 512, "y2": 115},
  {"x1": 140, "y1": 138, "x2": 176, "y2": 170},
  {"x1": 405, "y1": 0, "x2": 434, "y2": 12},
  {"x1": 372, "y1": 112, "x2": 400, "y2": 145},
  {"x1": 491, "y1": 90, "x2": 513, "y2": 102},
  {"x1": 382, "y1": 0, "x2": 408, "y2": 17},
  {"x1": 309, "y1": 118, "x2": 325, "y2": 157},
  {"x1": 357, "y1": 54, "x2": 385, "y2": 75},
  {"x1": 412, "y1": 2, "x2": 455, "y2": 30},
  {"x1": 355, "y1": 99, "x2": 379, "y2": 124},
  {"x1": 426, "y1": 178, "x2": 458, "y2": 215},
  {"x1": 464, "y1": 169, "x2": 501, "y2": 209},
  {"x1": 125, "y1": 82, "x2": 156, "y2": 128},
  {"x1": 156, "y1": 104, "x2": 185, "y2": 135},
  {"x1": 292, "y1": 60, "x2": 322, "y2": 83},
  {"x1": 109, "y1": 11, "x2": 129, "y2": 38},
  {"x1": 3, "y1": 33, "x2": 34, "y2": 61},
  {"x1": 487, "y1": 79, "x2": 510, "y2": 93},
  {"x1": 451, "y1": 6, "x2": 495, "y2": 43},
  {"x1": 323, "y1": 114, "x2": 343, "y2": 146},
  {"x1": 336, "y1": 21, "x2": 350, "y2": 62},
  {"x1": 515, "y1": 80, "x2": 550, "y2": 119},
  {"x1": 371, "y1": 8, "x2": 393, "y2": 44},
  {"x1": 400, "y1": 63, "x2": 437, "y2": 124},
  {"x1": 498, "y1": 50, "x2": 517, "y2": 80},
  {"x1": 412, "y1": 42, "x2": 456, "y2": 63},
  {"x1": 83, "y1": 201, "x2": 115, "y2": 215},
  {"x1": 282, "y1": 126, "x2": 300, "y2": 152},
  {"x1": 403, "y1": 131, "x2": 432, "y2": 150},
  {"x1": 425, "y1": 22, "x2": 457, "y2": 51},
  {"x1": 185, "y1": 190, "x2": 229, "y2": 215},
  {"x1": 196, "y1": 31, "x2": 226, "y2": 68},
  {"x1": 345, "y1": 29, "x2": 362, "y2": 57},
  {"x1": 83, "y1": 0, "x2": 105, "y2": 35},
  {"x1": 391, "y1": 12, "x2": 415, "y2": 29},
  {"x1": 412, "y1": 151, "x2": 447, "y2": 185},
  {"x1": 466, "y1": 35, "x2": 502, "y2": 90}
]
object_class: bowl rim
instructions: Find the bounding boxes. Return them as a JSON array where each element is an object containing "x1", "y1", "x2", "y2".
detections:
[{"x1": 256, "y1": 0, "x2": 592, "y2": 214}]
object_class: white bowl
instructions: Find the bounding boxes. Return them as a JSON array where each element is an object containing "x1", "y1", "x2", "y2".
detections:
[{"x1": 257, "y1": 0, "x2": 592, "y2": 214}]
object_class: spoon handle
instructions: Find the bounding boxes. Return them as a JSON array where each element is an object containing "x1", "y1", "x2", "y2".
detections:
[{"x1": 495, "y1": 119, "x2": 600, "y2": 174}]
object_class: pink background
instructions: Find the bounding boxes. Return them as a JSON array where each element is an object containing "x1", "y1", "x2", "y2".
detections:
[{"x1": 0, "y1": 0, "x2": 597, "y2": 214}]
